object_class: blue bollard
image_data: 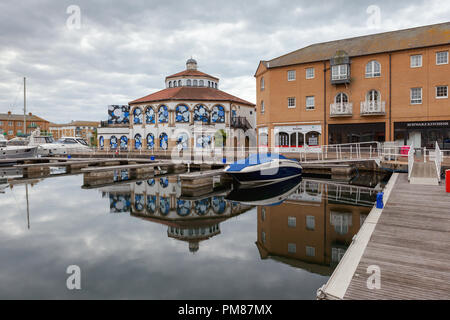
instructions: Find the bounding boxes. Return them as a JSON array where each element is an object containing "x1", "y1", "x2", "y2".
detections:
[
  {"x1": 222, "y1": 158, "x2": 227, "y2": 164},
  {"x1": 150, "y1": 156, "x2": 155, "y2": 161},
  {"x1": 376, "y1": 192, "x2": 384, "y2": 209},
  {"x1": 67, "y1": 155, "x2": 71, "y2": 159}
]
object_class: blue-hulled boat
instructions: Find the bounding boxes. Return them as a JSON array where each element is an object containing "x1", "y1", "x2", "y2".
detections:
[{"x1": 224, "y1": 153, "x2": 302, "y2": 186}]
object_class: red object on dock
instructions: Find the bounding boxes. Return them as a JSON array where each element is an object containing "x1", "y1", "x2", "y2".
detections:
[
  {"x1": 400, "y1": 146, "x2": 410, "y2": 155},
  {"x1": 446, "y1": 170, "x2": 450, "y2": 193}
]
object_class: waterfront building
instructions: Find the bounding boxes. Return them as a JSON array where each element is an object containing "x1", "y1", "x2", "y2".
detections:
[
  {"x1": 49, "y1": 121, "x2": 99, "y2": 146},
  {"x1": 0, "y1": 111, "x2": 50, "y2": 138},
  {"x1": 255, "y1": 22, "x2": 450, "y2": 149},
  {"x1": 98, "y1": 58, "x2": 256, "y2": 152}
]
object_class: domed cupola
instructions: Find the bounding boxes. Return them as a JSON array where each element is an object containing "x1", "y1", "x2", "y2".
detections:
[{"x1": 186, "y1": 58, "x2": 198, "y2": 71}]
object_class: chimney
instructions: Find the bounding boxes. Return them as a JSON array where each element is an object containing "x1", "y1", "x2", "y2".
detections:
[{"x1": 7, "y1": 111, "x2": 11, "y2": 115}]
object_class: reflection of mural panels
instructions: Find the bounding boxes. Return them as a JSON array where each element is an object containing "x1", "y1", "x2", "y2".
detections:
[{"x1": 108, "y1": 105, "x2": 130, "y2": 124}]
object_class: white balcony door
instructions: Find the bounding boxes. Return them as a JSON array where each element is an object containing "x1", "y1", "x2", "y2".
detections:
[
  {"x1": 335, "y1": 93, "x2": 348, "y2": 113},
  {"x1": 366, "y1": 90, "x2": 380, "y2": 111}
]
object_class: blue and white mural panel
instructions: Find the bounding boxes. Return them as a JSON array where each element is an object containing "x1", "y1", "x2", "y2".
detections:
[{"x1": 108, "y1": 105, "x2": 130, "y2": 124}]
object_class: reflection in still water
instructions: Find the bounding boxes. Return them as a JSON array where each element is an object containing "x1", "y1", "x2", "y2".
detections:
[{"x1": 255, "y1": 179, "x2": 376, "y2": 275}]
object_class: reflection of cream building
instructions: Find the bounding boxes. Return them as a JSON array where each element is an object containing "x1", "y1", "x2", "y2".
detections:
[
  {"x1": 102, "y1": 176, "x2": 253, "y2": 253},
  {"x1": 98, "y1": 58, "x2": 256, "y2": 153},
  {"x1": 256, "y1": 180, "x2": 373, "y2": 275}
]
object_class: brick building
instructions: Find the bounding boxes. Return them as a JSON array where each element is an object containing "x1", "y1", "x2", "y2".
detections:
[
  {"x1": 49, "y1": 121, "x2": 99, "y2": 146},
  {"x1": 255, "y1": 22, "x2": 450, "y2": 149},
  {"x1": 0, "y1": 111, "x2": 50, "y2": 139}
]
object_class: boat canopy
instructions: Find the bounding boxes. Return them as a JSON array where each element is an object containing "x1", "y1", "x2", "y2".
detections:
[{"x1": 226, "y1": 153, "x2": 289, "y2": 172}]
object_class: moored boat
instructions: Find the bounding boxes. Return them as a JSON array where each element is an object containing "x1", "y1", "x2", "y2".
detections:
[
  {"x1": 224, "y1": 153, "x2": 302, "y2": 186},
  {"x1": 0, "y1": 135, "x2": 37, "y2": 160}
]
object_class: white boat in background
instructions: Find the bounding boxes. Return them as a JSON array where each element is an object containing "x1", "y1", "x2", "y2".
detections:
[
  {"x1": 36, "y1": 136, "x2": 92, "y2": 156},
  {"x1": 0, "y1": 135, "x2": 38, "y2": 160}
]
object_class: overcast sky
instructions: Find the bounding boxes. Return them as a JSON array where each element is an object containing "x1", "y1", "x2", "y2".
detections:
[{"x1": 0, "y1": 0, "x2": 448, "y2": 123}]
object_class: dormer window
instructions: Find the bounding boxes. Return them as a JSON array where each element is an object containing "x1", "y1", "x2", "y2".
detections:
[
  {"x1": 187, "y1": 79, "x2": 192, "y2": 86},
  {"x1": 173, "y1": 81, "x2": 177, "y2": 87},
  {"x1": 193, "y1": 80, "x2": 198, "y2": 87},
  {"x1": 199, "y1": 80, "x2": 204, "y2": 87},
  {"x1": 169, "y1": 81, "x2": 172, "y2": 88},
  {"x1": 330, "y1": 51, "x2": 351, "y2": 84},
  {"x1": 178, "y1": 80, "x2": 182, "y2": 87}
]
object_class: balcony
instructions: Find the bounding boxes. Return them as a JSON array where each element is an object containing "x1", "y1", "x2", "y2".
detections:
[
  {"x1": 360, "y1": 101, "x2": 386, "y2": 116},
  {"x1": 231, "y1": 117, "x2": 252, "y2": 132},
  {"x1": 100, "y1": 121, "x2": 129, "y2": 128},
  {"x1": 330, "y1": 103, "x2": 353, "y2": 117}
]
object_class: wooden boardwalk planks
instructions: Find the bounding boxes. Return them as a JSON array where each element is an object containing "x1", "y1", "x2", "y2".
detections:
[{"x1": 343, "y1": 174, "x2": 450, "y2": 300}]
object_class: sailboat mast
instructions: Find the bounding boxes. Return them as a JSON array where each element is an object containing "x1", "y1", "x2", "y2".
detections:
[{"x1": 23, "y1": 77, "x2": 26, "y2": 135}]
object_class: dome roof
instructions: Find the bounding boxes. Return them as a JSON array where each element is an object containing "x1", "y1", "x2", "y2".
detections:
[{"x1": 186, "y1": 58, "x2": 197, "y2": 64}]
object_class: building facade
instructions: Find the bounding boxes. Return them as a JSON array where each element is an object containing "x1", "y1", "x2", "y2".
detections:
[
  {"x1": 49, "y1": 121, "x2": 99, "y2": 146},
  {"x1": 98, "y1": 59, "x2": 256, "y2": 152},
  {"x1": 255, "y1": 22, "x2": 450, "y2": 150},
  {"x1": 0, "y1": 111, "x2": 50, "y2": 139}
]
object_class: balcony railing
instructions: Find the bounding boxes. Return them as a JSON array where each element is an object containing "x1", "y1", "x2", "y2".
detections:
[
  {"x1": 231, "y1": 117, "x2": 252, "y2": 131},
  {"x1": 360, "y1": 101, "x2": 386, "y2": 115},
  {"x1": 100, "y1": 121, "x2": 129, "y2": 128},
  {"x1": 330, "y1": 103, "x2": 353, "y2": 117}
]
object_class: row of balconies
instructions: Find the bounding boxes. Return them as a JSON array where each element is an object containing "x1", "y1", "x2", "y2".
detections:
[{"x1": 330, "y1": 101, "x2": 386, "y2": 117}]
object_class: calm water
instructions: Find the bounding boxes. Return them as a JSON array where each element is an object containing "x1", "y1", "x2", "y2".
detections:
[{"x1": 0, "y1": 171, "x2": 388, "y2": 299}]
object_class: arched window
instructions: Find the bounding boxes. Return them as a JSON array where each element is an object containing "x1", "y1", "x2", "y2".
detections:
[
  {"x1": 159, "y1": 197, "x2": 170, "y2": 216},
  {"x1": 211, "y1": 105, "x2": 225, "y2": 123},
  {"x1": 173, "y1": 81, "x2": 177, "y2": 87},
  {"x1": 169, "y1": 81, "x2": 172, "y2": 88},
  {"x1": 145, "y1": 106, "x2": 155, "y2": 124},
  {"x1": 195, "y1": 199, "x2": 211, "y2": 215},
  {"x1": 260, "y1": 77, "x2": 265, "y2": 91},
  {"x1": 158, "y1": 105, "x2": 169, "y2": 123},
  {"x1": 134, "y1": 134, "x2": 142, "y2": 150},
  {"x1": 335, "y1": 93, "x2": 349, "y2": 105},
  {"x1": 134, "y1": 194, "x2": 144, "y2": 211},
  {"x1": 365, "y1": 60, "x2": 381, "y2": 78},
  {"x1": 196, "y1": 135, "x2": 212, "y2": 148},
  {"x1": 212, "y1": 196, "x2": 226, "y2": 214},
  {"x1": 178, "y1": 80, "x2": 182, "y2": 87},
  {"x1": 159, "y1": 132, "x2": 168, "y2": 150},
  {"x1": 187, "y1": 79, "x2": 192, "y2": 86},
  {"x1": 120, "y1": 136, "x2": 128, "y2": 150},
  {"x1": 177, "y1": 200, "x2": 192, "y2": 216},
  {"x1": 199, "y1": 80, "x2": 204, "y2": 87},
  {"x1": 208, "y1": 81, "x2": 211, "y2": 87},
  {"x1": 215, "y1": 83, "x2": 217, "y2": 89},
  {"x1": 99, "y1": 136, "x2": 104, "y2": 149},
  {"x1": 146, "y1": 133, "x2": 154, "y2": 150},
  {"x1": 146, "y1": 195, "x2": 156, "y2": 214},
  {"x1": 277, "y1": 132, "x2": 289, "y2": 147},
  {"x1": 133, "y1": 107, "x2": 143, "y2": 124},
  {"x1": 177, "y1": 132, "x2": 189, "y2": 150},
  {"x1": 176, "y1": 105, "x2": 190, "y2": 122},
  {"x1": 306, "y1": 131, "x2": 320, "y2": 146},
  {"x1": 194, "y1": 105, "x2": 210, "y2": 123},
  {"x1": 193, "y1": 80, "x2": 198, "y2": 86},
  {"x1": 110, "y1": 136, "x2": 118, "y2": 149},
  {"x1": 367, "y1": 90, "x2": 380, "y2": 103}
]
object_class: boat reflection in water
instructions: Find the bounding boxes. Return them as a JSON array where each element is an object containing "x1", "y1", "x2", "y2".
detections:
[{"x1": 101, "y1": 176, "x2": 253, "y2": 253}]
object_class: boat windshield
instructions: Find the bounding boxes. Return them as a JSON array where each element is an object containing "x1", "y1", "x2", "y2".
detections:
[
  {"x1": 76, "y1": 139, "x2": 88, "y2": 146},
  {"x1": 0, "y1": 141, "x2": 6, "y2": 148},
  {"x1": 56, "y1": 138, "x2": 78, "y2": 144}
]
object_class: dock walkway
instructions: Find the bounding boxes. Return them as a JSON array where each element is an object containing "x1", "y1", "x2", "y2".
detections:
[{"x1": 319, "y1": 173, "x2": 450, "y2": 300}]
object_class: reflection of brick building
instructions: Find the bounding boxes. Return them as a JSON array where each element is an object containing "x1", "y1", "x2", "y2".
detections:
[
  {"x1": 0, "y1": 111, "x2": 50, "y2": 138},
  {"x1": 49, "y1": 121, "x2": 99, "y2": 146},
  {"x1": 256, "y1": 180, "x2": 373, "y2": 275}
]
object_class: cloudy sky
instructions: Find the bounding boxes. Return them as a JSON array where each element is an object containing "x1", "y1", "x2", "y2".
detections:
[{"x1": 0, "y1": 0, "x2": 449, "y2": 123}]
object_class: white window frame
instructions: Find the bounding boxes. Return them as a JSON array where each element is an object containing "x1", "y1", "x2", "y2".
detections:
[
  {"x1": 410, "y1": 87, "x2": 423, "y2": 105},
  {"x1": 287, "y1": 70, "x2": 296, "y2": 81},
  {"x1": 261, "y1": 101, "x2": 265, "y2": 114},
  {"x1": 410, "y1": 55, "x2": 422, "y2": 68},
  {"x1": 288, "y1": 97, "x2": 296, "y2": 109},
  {"x1": 365, "y1": 60, "x2": 381, "y2": 78},
  {"x1": 436, "y1": 51, "x2": 449, "y2": 65},
  {"x1": 306, "y1": 67, "x2": 315, "y2": 79},
  {"x1": 260, "y1": 77, "x2": 265, "y2": 91},
  {"x1": 436, "y1": 86, "x2": 448, "y2": 99},
  {"x1": 288, "y1": 217, "x2": 296, "y2": 228},
  {"x1": 306, "y1": 216, "x2": 315, "y2": 231},
  {"x1": 306, "y1": 246, "x2": 316, "y2": 257},
  {"x1": 331, "y1": 64, "x2": 348, "y2": 80},
  {"x1": 288, "y1": 243, "x2": 296, "y2": 254},
  {"x1": 306, "y1": 96, "x2": 315, "y2": 110}
]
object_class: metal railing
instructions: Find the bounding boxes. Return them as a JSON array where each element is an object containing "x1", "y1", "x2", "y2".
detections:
[
  {"x1": 298, "y1": 141, "x2": 382, "y2": 163},
  {"x1": 434, "y1": 142, "x2": 443, "y2": 182},
  {"x1": 360, "y1": 101, "x2": 386, "y2": 115},
  {"x1": 408, "y1": 144, "x2": 415, "y2": 181},
  {"x1": 330, "y1": 103, "x2": 353, "y2": 117}
]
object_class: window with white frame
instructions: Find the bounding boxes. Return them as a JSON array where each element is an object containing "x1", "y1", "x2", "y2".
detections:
[
  {"x1": 436, "y1": 86, "x2": 448, "y2": 99},
  {"x1": 365, "y1": 60, "x2": 381, "y2": 77},
  {"x1": 306, "y1": 246, "x2": 316, "y2": 257},
  {"x1": 261, "y1": 207, "x2": 266, "y2": 221},
  {"x1": 8, "y1": 130, "x2": 13, "y2": 135},
  {"x1": 288, "y1": 97, "x2": 296, "y2": 108},
  {"x1": 331, "y1": 64, "x2": 348, "y2": 80},
  {"x1": 261, "y1": 231, "x2": 266, "y2": 244},
  {"x1": 199, "y1": 80, "x2": 204, "y2": 87},
  {"x1": 260, "y1": 77, "x2": 265, "y2": 91},
  {"x1": 306, "y1": 216, "x2": 315, "y2": 230},
  {"x1": 288, "y1": 243, "x2": 296, "y2": 254},
  {"x1": 306, "y1": 67, "x2": 315, "y2": 79},
  {"x1": 411, "y1": 88, "x2": 423, "y2": 104},
  {"x1": 306, "y1": 96, "x2": 315, "y2": 110},
  {"x1": 287, "y1": 70, "x2": 296, "y2": 81},
  {"x1": 261, "y1": 100, "x2": 265, "y2": 113},
  {"x1": 288, "y1": 217, "x2": 296, "y2": 228},
  {"x1": 410, "y1": 55, "x2": 422, "y2": 68},
  {"x1": 436, "y1": 51, "x2": 448, "y2": 65}
]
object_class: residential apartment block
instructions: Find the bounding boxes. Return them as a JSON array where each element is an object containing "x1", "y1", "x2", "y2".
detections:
[
  {"x1": 255, "y1": 22, "x2": 450, "y2": 150},
  {"x1": 0, "y1": 111, "x2": 50, "y2": 139},
  {"x1": 49, "y1": 121, "x2": 99, "y2": 145}
]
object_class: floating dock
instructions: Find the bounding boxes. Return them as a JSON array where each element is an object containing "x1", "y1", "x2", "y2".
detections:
[{"x1": 318, "y1": 173, "x2": 450, "y2": 300}]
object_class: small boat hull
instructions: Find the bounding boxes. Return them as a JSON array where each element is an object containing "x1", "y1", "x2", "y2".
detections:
[
  {"x1": 225, "y1": 155, "x2": 302, "y2": 186},
  {"x1": 0, "y1": 146, "x2": 38, "y2": 160}
]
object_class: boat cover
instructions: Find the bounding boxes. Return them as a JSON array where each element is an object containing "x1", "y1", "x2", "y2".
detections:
[{"x1": 226, "y1": 153, "x2": 293, "y2": 172}]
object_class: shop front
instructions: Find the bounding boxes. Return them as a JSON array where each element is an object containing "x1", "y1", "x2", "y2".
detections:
[
  {"x1": 328, "y1": 122, "x2": 385, "y2": 145},
  {"x1": 274, "y1": 124, "x2": 322, "y2": 152},
  {"x1": 394, "y1": 121, "x2": 450, "y2": 149}
]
